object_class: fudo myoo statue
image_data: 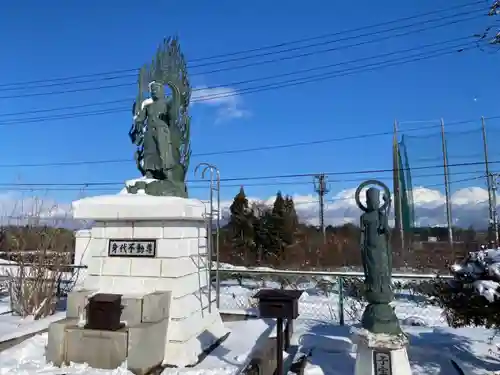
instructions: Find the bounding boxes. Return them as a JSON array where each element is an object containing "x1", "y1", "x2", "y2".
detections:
[
  {"x1": 355, "y1": 180, "x2": 402, "y2": 335},
  {"x1": 128, "y1": 37, "x2": 191, "y2": 198}
]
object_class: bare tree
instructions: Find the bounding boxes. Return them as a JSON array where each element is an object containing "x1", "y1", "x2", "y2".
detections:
[
  {"x1": 474, "y1": 1, "x2": 500, "y2": 51},
  {"x1": 1, "y1": 192, "x2": 73, "y2": 319}
]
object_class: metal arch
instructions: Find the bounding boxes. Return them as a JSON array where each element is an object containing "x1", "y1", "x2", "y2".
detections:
[{"x1": 194, "y1": 162, "x2": 221, "y2": 310}]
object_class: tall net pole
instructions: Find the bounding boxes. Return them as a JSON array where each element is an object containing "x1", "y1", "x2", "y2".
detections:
[
  {"x1": 481, "y1": 116, "x2": 494, "y2": 244},
  {"x1": 393, "y1": 120, "x2": 405, "y2": 253},
  {"x1": 440, "y1": 118, "x2": 454, "y2": 248}
]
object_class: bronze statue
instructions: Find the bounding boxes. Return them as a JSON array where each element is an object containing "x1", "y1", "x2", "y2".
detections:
[
  {"x1": 128, "y1": 37, "x2": 191, "y2": 197},
  {"x1": 355, "y1": 180, "x2": 402, "y2": 335}
]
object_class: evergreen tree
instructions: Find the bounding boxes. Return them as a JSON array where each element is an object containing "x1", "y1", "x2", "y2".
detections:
[
  {"x1": 283, "y1": 195, "x2": 299, "y2": 239},
  {"x1": 251, "y1": 202, "x2": 273, "y2": 264},
  {"x1": 267, "y1": 191, "x2": 294, "y2": 255},
  {"x1": 228, "y1": 187, "x2": 254, "y2": 262}
]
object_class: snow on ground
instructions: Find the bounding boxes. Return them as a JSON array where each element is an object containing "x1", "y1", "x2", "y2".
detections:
[
  {"x1": 295, "y1": 321, "x2": 500, "y2": 375},
  {"x1": 1, "y1": 317, "x2": 500, "y2": 375},
  {"x1": 217, "y1": 277, "x2": 446, "y2": 327},
  {"x1": 0, "y1": 261, "x2": 498, "y2": 374},
  {"x1": 0, "y1": 311, "x2": 65, "y2": 343},
  {"x1": 0, "y1": 296, "x2": 10, "y2": 315}
]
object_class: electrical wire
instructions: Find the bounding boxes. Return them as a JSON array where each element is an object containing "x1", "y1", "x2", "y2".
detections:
[
  {"x1": 0, "y1": 40, "x2": 481, "y2": 126},
  {"x1": 0, "y1": 176, "x2": 485, "y2": 215},
  {"x1": 0, "y1": 160, "x2": 497, "y2": 187},
  {"x1": 0, "y1": 114, "x2": 497, "y2": 169},
  {"x1": 0, "y1": 170, "x2": 490, "y2": 192},
  {"x1": 0, "y1": 0, "x2": 484, "y2": 89},
  {"x1": 0, "y1": 12, "x2": 482, "y2": 99},
  {"x1": 0, "y1": 34, "x2": 475, "y2": 117}
]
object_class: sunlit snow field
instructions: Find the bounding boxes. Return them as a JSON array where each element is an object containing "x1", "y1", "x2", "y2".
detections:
[{"x1": 0, "y1": 261, "x2": 499, "y2": 374}]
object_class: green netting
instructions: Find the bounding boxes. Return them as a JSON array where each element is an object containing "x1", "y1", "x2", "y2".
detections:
[
  {"x1": 398, "y1": 136, "x2": 415, "y2": 231},
  {"x1": 398, "y1": 130, "x2": 447, "y2": 227},
  {"x1": 444, "y1": 126, "x2": 489, "y2": 192}
]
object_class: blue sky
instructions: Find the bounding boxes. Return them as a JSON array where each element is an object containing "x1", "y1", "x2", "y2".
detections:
[{"x1": 0, "y1": 0, "x2": 498, "y2": 207}]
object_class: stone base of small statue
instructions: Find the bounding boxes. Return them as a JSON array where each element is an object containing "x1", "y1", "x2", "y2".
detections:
[
  {"x1": 351, "y1": 328, "x2": 412, "y2": 375},
  {"x1": 124, "y1": 177, "x2": 188, "y2": 198},
  {"x1": 361, "y1": 303, "x2": 402, "y2": 336}
]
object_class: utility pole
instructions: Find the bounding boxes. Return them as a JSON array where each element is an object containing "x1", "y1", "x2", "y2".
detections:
[
  {"x1": 481, "y1": 116, "x2": 494, "y2": 244},
  {"x1": 440, "y1": 118, "x2": 454, "y2": 248},
  {"x1": 314, "y1": 174, "x2": 329, "y2": 244},
  {"x1": 489, "y1": 172, "x2": 499, "y2": 248}
]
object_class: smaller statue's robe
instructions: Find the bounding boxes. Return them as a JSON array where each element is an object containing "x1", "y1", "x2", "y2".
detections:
[{"x1": 360, "y1": 209, "x2": 393, "y2": 304}]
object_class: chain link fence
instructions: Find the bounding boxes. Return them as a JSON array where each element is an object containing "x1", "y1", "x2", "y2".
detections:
[{"x1": 214, "y1": 269, "x2": 452, "y2": 327}]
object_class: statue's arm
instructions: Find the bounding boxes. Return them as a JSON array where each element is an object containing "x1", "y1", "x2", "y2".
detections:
[{"x1": 134, "y1": 105, "x2": 147, "y2": 127}]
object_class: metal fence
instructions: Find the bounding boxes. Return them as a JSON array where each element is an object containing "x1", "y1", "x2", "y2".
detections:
[
  {"x1": 214, "y1": 269, "x2": 452, "y2": 327},
  {"x1": 0, "y1": 260, "x2": 452, "y2": 328}
]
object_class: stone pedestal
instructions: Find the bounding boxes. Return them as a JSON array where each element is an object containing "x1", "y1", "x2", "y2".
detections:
[
  {"x1": 69, "y1": 187, "x2": 228, "y2": 367},
  {"x1": 352, "y1": 328, "x2": 412, "y2": 375}
]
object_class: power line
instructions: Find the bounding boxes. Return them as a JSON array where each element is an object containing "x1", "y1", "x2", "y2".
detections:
[
  {"x1": 0, "y1": 35, "x2": 474, "y2": 118},
  {"x1": 0, "y1": 40, "x2": 480, "y2": 127},
  {"x1": 0, "y1": 115, "x2": 498, "y2": 169},
  {"x1": 0, "y1": 1, "x2": 484, "y2": 89},
  {"x1": 0, "y1": 169, "x2": 490, "y2": 191},
  {"x1": 0, "y1": 176, "x2": 485, "y2": 220},
  {"x1": 0, "y1": 160, "x2": 497, "y2": 187},
  {"x1": 2, "y1": 176, "x2": 482, "y2": 226},
  {"x1": 0, "y1": 12, "x2": 482, "y2": 100}
]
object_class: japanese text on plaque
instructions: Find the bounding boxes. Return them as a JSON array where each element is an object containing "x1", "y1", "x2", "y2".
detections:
[
  {"x1": 373, "y1": 351, "x2": 391, "y2": 375},
  {"x1": 108, "y1": 240, "x2": 156, "y2": 257}
]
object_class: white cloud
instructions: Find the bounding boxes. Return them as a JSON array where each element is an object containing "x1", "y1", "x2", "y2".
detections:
[
  {"x1": 213, "y1": 185, "x2": 493, "y2": 229},
  {"x1": 0, "y1": 192, "x2": 74, "y2": 227},
  {"x1": 192, "y1": 86, "x2": 249, "y2": 122},
  {"x1": 0, "y1": 185, "x2": 493, "y2": 230}
]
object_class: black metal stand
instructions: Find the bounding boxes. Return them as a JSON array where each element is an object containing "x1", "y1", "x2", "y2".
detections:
[
  {"x1": 276, "y1": 317, "x2": 283, "y2": 375},
  {"x1": 252, "y1": 289, "x2": 303, "y2": 375},
  {"x1": 284, "y1": 319, "x2": 291, "y2": 350}
]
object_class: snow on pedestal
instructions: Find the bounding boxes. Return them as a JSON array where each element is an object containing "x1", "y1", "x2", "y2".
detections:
[
  {"x1": 71, "y1": 183, "x2": 229, "y2": 367},
  {"x1": 351, "y1": 328, "x2": 412, "y2": 375}
]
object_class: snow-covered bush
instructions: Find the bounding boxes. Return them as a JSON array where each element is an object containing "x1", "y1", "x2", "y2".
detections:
[{"x1": 428, "y1": 248, "x2": 500, "y2": 328}]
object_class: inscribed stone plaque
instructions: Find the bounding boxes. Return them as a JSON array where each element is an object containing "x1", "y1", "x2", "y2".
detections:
[
  {"x1": 373, "y1": 350, "x2": 392, "y2": 375},
  {"x1": 108, "y1": 239, "x2": 156, "y2": 258}
]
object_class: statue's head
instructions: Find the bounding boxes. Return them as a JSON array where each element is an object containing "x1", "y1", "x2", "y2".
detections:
[
  {"x1": 365, "y1": 187, "x2": 380, "y2": 211},
  {"x1": 149, "y1": 81, "x2": 165, "y2": 100}
]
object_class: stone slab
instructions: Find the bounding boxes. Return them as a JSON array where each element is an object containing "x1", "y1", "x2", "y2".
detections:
[
  {"x1": 46, "y1": 318, "x2": 78, "y2": 366},
  {"x1": 65, "y1": 327, "x2": 128, "y2": 370},
  {"x1": 66, "y1": 290, "x2": 96, "y2": 319},
  {"x1": 351, "y1": 328, "x2": 408, "y2": 350},
  {"x1": 72, "y1": 194, "x2": 206, "y2": 221},
  {"x1": 128, "y1": 320, "x2": 168, "y2": 375},
  {"x1": 121, "y1": 296, "x2": 144, "y2": 326},
  {"x1": 142, "y1": 291, "x2": 171, "y2": 323}
]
